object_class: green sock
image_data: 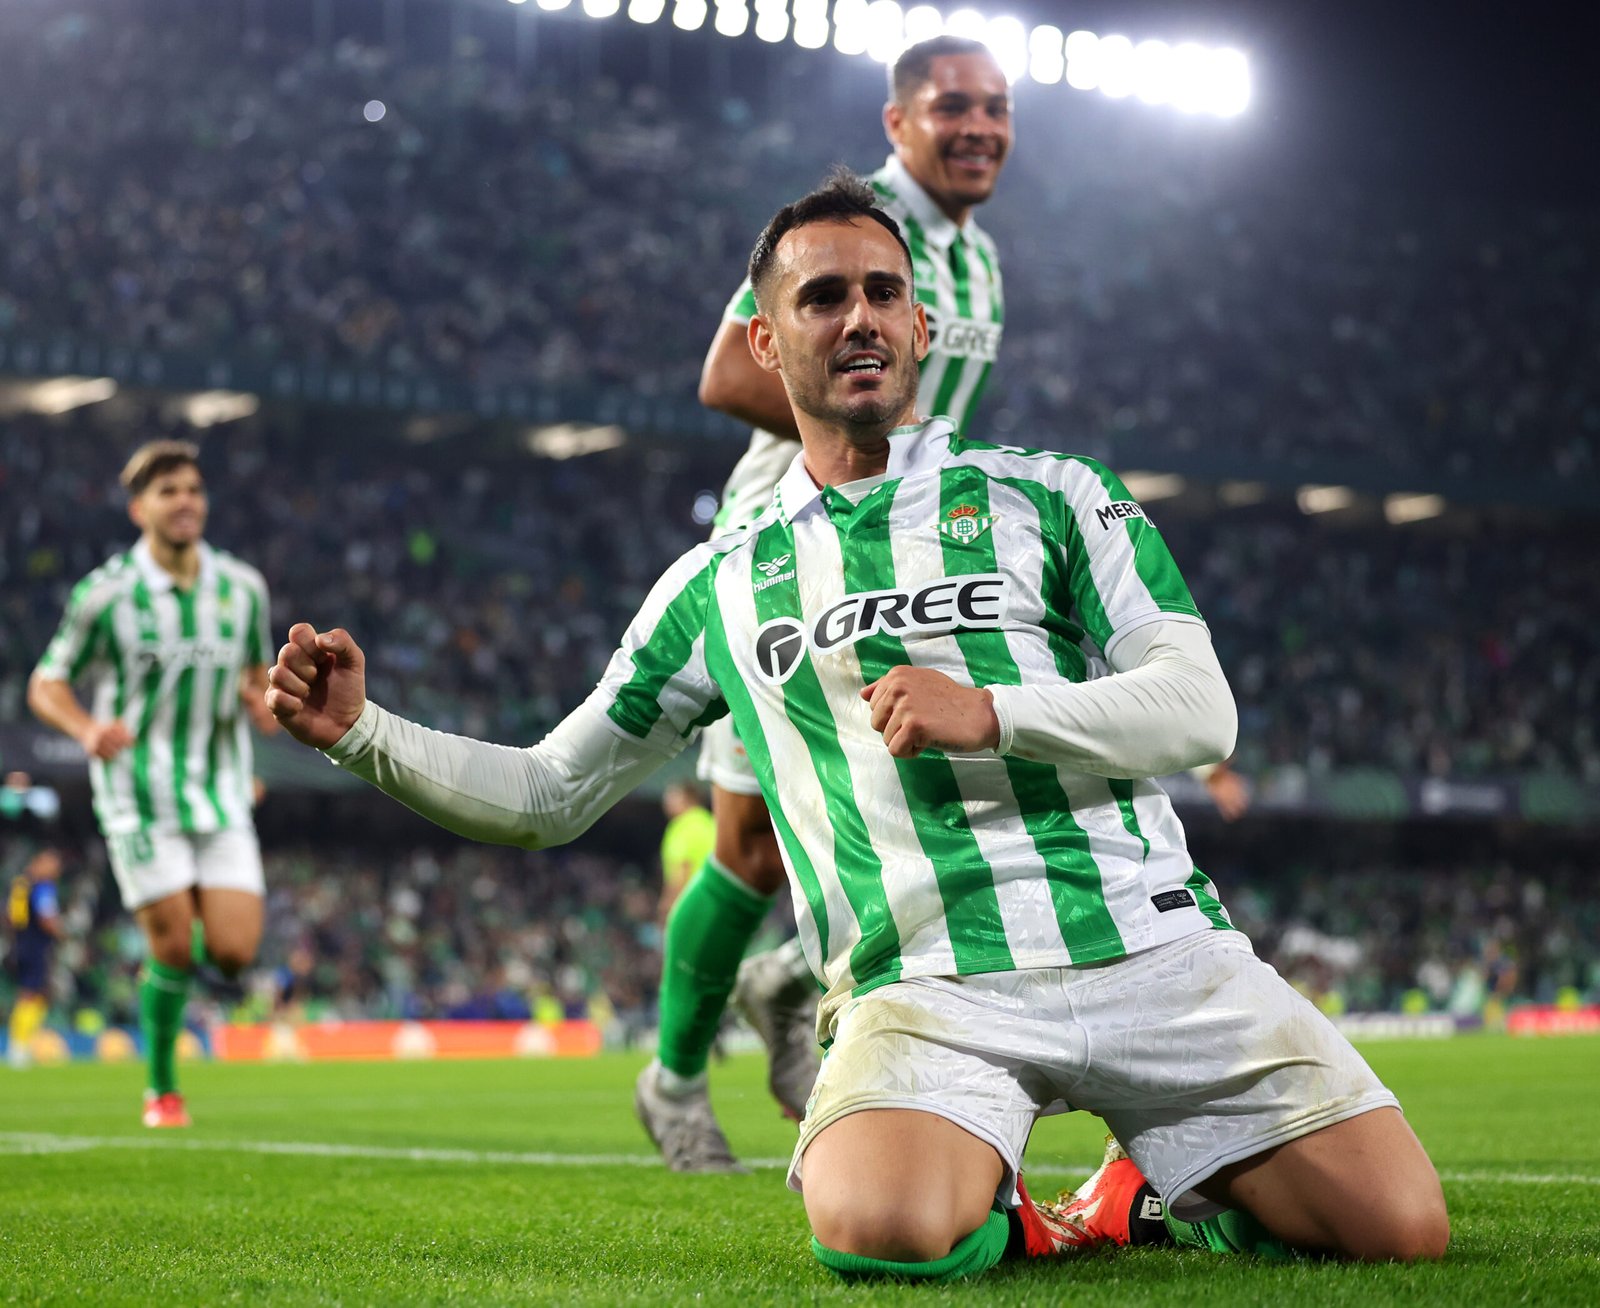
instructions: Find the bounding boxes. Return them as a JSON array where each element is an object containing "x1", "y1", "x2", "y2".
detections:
[
  {"x1": 140, "y1": 960, "x2": 191, "y2": 1096},
  {"x1": 1164, "y1": 1206, "x2": 1295, "y2": 1261},
  {"x1": 812, "y1": 1210, "x2": 1009, "y2": 1282},
  {"x1": 657, "y1": 858, "x2": 772, "y2": 1079}
]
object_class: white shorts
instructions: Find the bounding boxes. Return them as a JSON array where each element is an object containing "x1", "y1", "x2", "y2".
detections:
[
  {"x1": 106, "y1": 825, "x2": 265, "y2": 912},
  {"x1": 694, "y1": 717, "x2": 763, "y2": 796},
  {"x1": 789, "y1": 930, "x2": 1398, "y2": 1219}
]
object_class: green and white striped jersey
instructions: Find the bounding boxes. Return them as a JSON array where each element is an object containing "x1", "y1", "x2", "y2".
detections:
[
  {"x1": 715, "y1": 153, "x2": 1003, "y2": 534},
  {"x1": 598, "y1": 420, "x2": 1232, "y2": 1022},
  {"x1": 34, "y1": 540, "x2": 271, "y2": 837}
]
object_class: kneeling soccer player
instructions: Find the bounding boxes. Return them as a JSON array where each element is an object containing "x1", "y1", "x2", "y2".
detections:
[{"x1": 266, "y1": 174, "x2": 1449, "y2": 1279}]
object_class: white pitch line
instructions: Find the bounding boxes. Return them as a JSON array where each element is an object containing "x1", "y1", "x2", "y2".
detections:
[{"x1": 0, "y1": 1134, "x2": 1595, "y2": 1188}]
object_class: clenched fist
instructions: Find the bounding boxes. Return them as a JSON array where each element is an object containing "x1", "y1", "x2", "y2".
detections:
[
  {"x1": 265, "y1": 624, "x2": 368, "y2": 750},
  {"x1": 860, "y1": 665, "x2": 1000, "y2": 759}
]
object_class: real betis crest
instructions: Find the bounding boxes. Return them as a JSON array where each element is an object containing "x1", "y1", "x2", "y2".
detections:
[{"x1": 936, "y1": 503, "x2": 998, "y2": 544}]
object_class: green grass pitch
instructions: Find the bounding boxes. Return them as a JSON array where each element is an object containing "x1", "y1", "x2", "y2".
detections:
[{"x1": 2, "y1": 1036, "x2": 1597, "y2": 1305}]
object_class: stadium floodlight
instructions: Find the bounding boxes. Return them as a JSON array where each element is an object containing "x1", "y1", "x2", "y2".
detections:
[
  {"x1": 1133, "y1": 39, "x2": 1172, "y2": 105},
  {"x1": 903, "y1": 4, "x2": 942, "y2": 44},
  {"x1": 1208, "y1": 47, "x2": 1252, "y2": 116},
  {"x1": 1168, "y1": 42, "x2": 1211, "y2": 113},
  {"x1": 177, "y1": 390, "x2": 261, "y2": 428},
  {"x1": 672, "y1": 0, "x2": 707, "y2": 29},
  {"x1": 1063, "y1": 29, "x2": 1099, "y2": 90},
  {"x1": 1218, "y1": 479, "x2": 1269, "y2": 507},
  {"x1": 754, "y1": 0, "x2": 788, "y2": 44},
  {"x1": 792, "y1": 0, "x2": 828, "y2": 47},
  {"x1": 832, "y1": 0, "x2": 869, "y2": 55},
  {"x1": 984, "y1": 16, "x2": 1027, "y2": 83},
  {"x1": 1120, "y1": 471, "x2": 1186, "y2": 502},
  {"x1": 1027, "y1": 24, "x2": 1065, "y2": 85},
  {"x1": 1296, "y1": 484, "x2": 1357, "y2": 515},
  {"x1": 17, "y1": 377, "x2": 119, "y2": 415},
  {"x1": 628, "y1": 0, "x2": 666, "y2": 19},
  {"x1": 525, "y1": 423, "x2": 628, "y2": 459},
  {"x1": 536, "y1": 0, "x2": 572, "y2": 10},
  {"x1": 583, "y1": 0, "x2": 622, "y2": 16},
  {"x1": 1384, "y1": 493, "x2": 1448, "y2": 524},
  {"x1": 506, "y1": 0, "x2": 529, "y2": 6},
  {"x1": 1096, "y1": 33, "x2": 1135, "y2": 98},
  {"x1": 864, "y1": 0, "x2": 904, "y2": 64},
  {"x1": 945, "y1": 7, "x2": 985, "y2": 41},
  {"x1": 363, "y1": 99, "x2": 387, "y2": 122},
  {"x1": 714, "y1": 0, "x2": 750, "y2": 37}
]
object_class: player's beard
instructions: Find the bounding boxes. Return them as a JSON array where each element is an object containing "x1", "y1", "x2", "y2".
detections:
[{"x1": 786, "y1": 353, "x2": 920, "y2": 440}]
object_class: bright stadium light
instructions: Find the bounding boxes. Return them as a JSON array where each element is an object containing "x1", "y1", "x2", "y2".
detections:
[
  {"x1": 714, "y1": 0, "x2": 749, "y2": 37},
  {"x1": 17, "y1": 377, "x2": 118, "y2": 415},
  {"x1": 1133, "y1": 39, "x2": 1172, "y2": 104},
  {"x1": 1028, "y1": 24, "x2": 1065, "y2": 85},
  {"x1": 536, "y1": 0, "x2": 571, "y2": 10},
  {"x1": 985, "y1": 16, "x2": 1027, "y2": 83},
  {"x1": 672, "y1": 0, "x2": 707, "y2": 29},
  {"x1": 507, "y1": 0, "x2": 529, "y2": 6},
  {"x1": 832, "y1": 0, "x2": 869, "y2": 55},
  {"x1": 1384, "y1": 493, "x2": 1448, "y2": 524},
  {"x1": 864, "y1": 0, "x2": 904, "y2": 64},
  {"x1": 754, "y1": 0, "x2": 788, "y2": 43},
  {"x1": 1296, "y1": 484, "x2": 1357, "y2": 515},
  {"x1": 792, "y1": 0, "x2": 828, "y2": 47},
  {"x1": 1169, "y1": 42, "x2": 1210, "y2": 113},
  {"x1": 1096, "y1": 33, "x2": 1135, "y2": 98},
  {"x1": 1064, "y1": 29, "x2": 1099, "y2": 90},
  {"x1": 628, "y1": 0, "x2": 665, "y2": 19},
  {"x1": 1120, "y1": 472, "x2": 1186, "y2": 501},
  {"x1": 362, "y1": 99, "x2": 387, "y2": 122},
  {"x1": 945, "y1": 7, "x2": 985, "y2": 41},
  {"x1": 584, "y1": 0, "x2": 621, "y2": 16},
  {"x1": 903, "y1": 4, "x2": 942, "y2": 43},
  {"x1": 1208, "y1": 47, "x2": 1252, "y2": 116}
]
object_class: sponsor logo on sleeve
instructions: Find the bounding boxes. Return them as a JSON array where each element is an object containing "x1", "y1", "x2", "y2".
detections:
[{"x1": 1095, "y1": 501, "x2": 1148, "y2": 531}]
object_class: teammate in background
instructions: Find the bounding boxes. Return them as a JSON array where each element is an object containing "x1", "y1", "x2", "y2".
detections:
[
  {"x1": 6, "y1": 848, "x2": 65, "y2": 1068},
  {"x1": 28, "y1": 440, "x2": 276, "y2": 1127},
  {"x1": 265, "y1": 177, "x2": 1447, "y2": 1277},
  {"x1": 657, "y1": 782, "x2": 715, "y2": 922},
  {"x1": 644, "y1": 32, "x2": 1015, "y2": 1172}
]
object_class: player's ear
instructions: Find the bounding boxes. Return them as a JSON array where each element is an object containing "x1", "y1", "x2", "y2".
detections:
[
  {"x1": 127, "y1": 495, "x2": 146, "y2": 531},
  {"x1": 883, "y1": 99, "x2": 904, "y2": 147},
  {"x1": 748, "y1": 314, "x2": 782, "y2": 374},
  {"x1": 912, "y1": 301, "x2": 930, "y2": 363}
]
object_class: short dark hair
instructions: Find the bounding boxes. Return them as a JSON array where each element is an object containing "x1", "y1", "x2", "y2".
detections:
[
  {"x1": 121, "y1": 439, "x2": 201, "y2": 497},
  {"x1": 747, "y1": 168, "x2": 914, "y2": 311},
  {"x1": 890, "y1": 35, "x2": 994, "y2": 104}
]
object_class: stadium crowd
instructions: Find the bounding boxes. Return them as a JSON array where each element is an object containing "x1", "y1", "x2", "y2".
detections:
[
  {"x1": 4, "y1": 827, "x2": 1595, "y2": 1032},
  {"x1": 0, "y1": 6, "x2": 1595, "y2": 482},
  {"x1": 4, "y1": 410, "x2": 1596, "y2": 781}
]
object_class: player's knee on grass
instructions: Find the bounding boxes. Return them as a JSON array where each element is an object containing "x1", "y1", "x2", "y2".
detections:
[{"x1": 806, "y1": 1193, "x2": 966, "y2": 1264}]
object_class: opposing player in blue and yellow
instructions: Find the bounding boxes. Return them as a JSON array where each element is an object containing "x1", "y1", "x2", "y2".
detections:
[{"x1": 7, "y1": 848, "x2": 64, "y2": 1068}]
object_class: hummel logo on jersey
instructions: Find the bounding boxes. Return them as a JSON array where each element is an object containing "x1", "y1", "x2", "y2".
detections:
[
  {"x1": 1096, "y1": 501, "x2": 1148, "y2": 530},
  {"x1": 752, "y1": 574, "x2": 1012, "y2": 685},
  {"x1": 936, "y1": 504, "x2": 998, "y2": 545},
  {"x1": 753, "y1": 553, "x2": 797, "y2": 594}
]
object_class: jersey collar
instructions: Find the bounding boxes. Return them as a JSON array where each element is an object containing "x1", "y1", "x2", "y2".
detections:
[
  {"x1": 879, "y1": 154, "x2": 978, "y2": 250},
  {"x1": 774, "y1": 418, "x2": 958, "y2": 524},
  {"x1": 132, "y1": 538, "x2": 214, "y2": 593}
]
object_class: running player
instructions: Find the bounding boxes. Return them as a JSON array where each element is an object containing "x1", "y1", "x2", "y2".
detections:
[
  {"x1": 6, "y1": 848, "x2": 64, "y2": 1068},
  {"x1": 28, "y1": 440, "x2": 276, "y2": 1126},
  {"x1": 266, "y1": 176, "x2": 1447, "y2": 1276},
  {"x1": 644, "y1": 32, "x2": 1014, "y2": 1171}
]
